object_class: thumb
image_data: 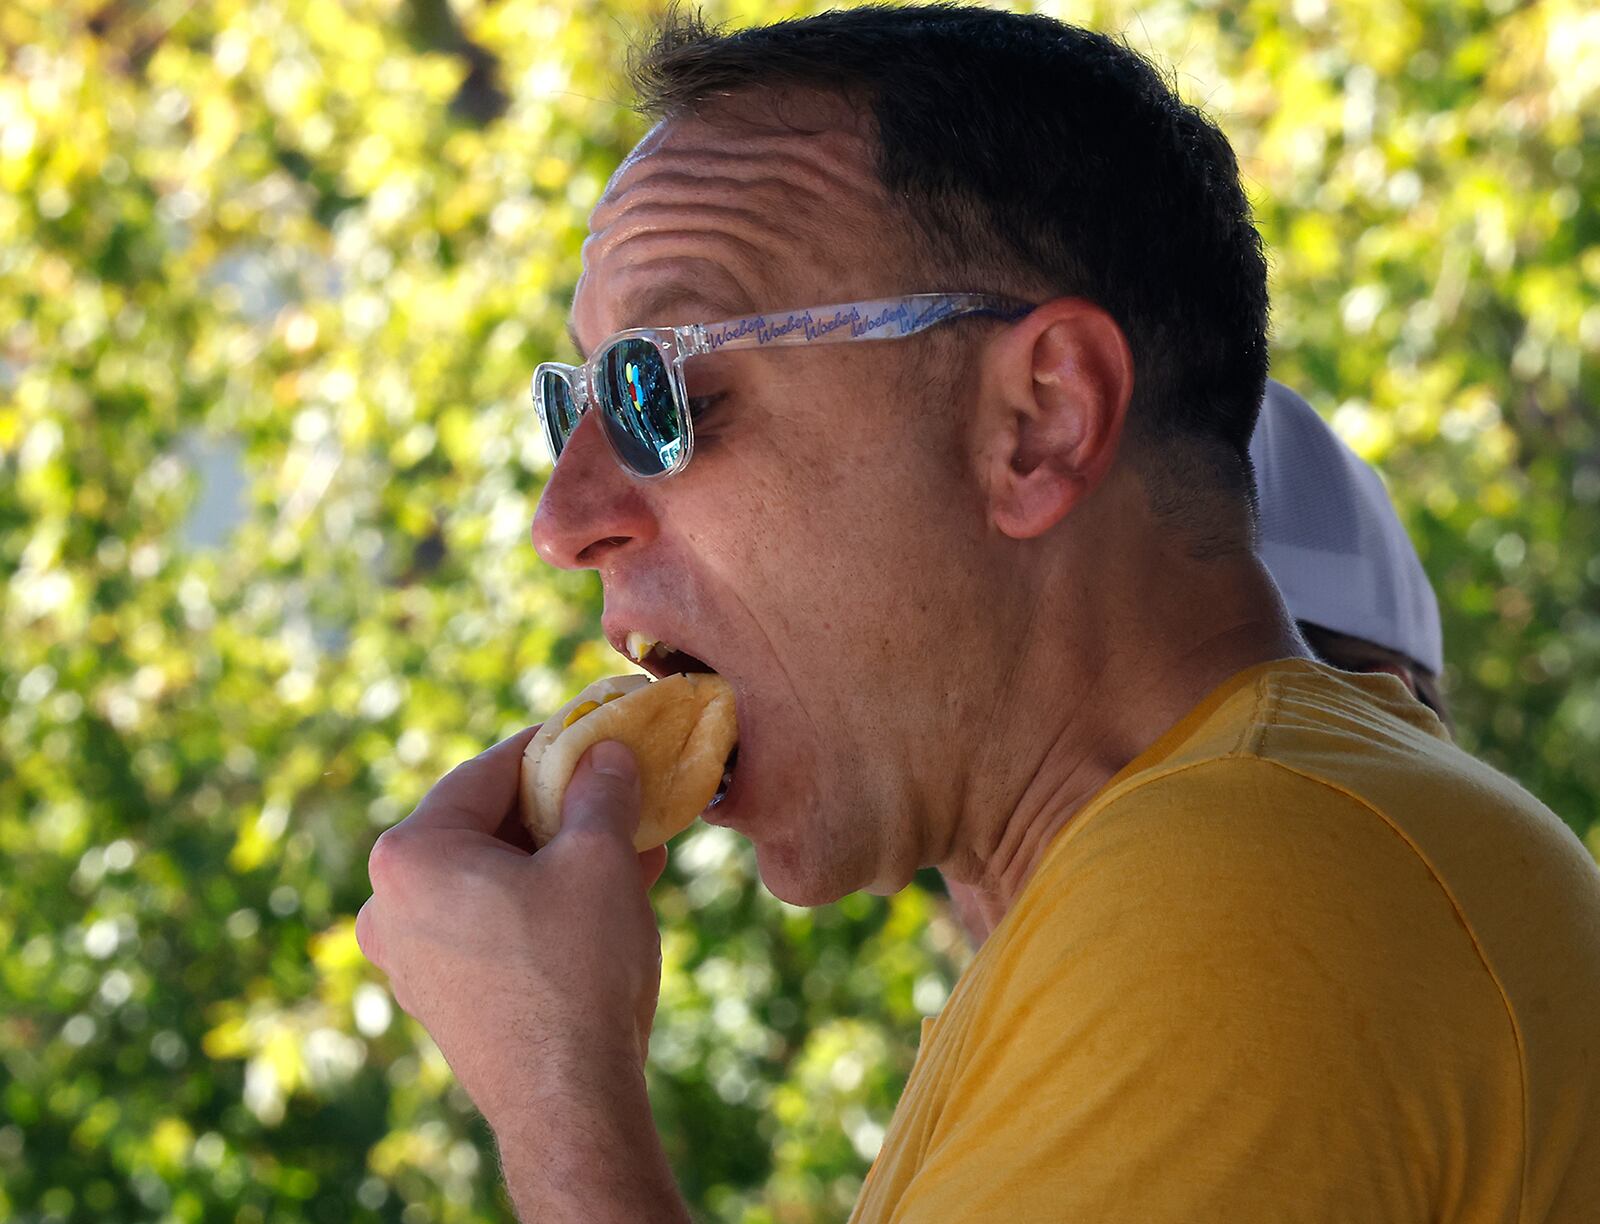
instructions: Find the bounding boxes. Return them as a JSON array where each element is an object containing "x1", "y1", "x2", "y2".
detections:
[{"x1": 558, "y1": 741, "x2": 641, "y2": 845}]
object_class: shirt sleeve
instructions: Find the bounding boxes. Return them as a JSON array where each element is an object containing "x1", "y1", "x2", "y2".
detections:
[{"x1": 880, "y1": 759, "x2": 1522, "y2": 1224}]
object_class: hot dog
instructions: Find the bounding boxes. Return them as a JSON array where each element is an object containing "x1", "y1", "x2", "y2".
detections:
[{"x1": 519, "y1": 672, "x2": 738, "y2": 851}]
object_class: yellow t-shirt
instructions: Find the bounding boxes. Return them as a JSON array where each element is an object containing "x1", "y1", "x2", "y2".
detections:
[{"x1": 852, "y1": 659, "x2": 1600, "y2": 1223}]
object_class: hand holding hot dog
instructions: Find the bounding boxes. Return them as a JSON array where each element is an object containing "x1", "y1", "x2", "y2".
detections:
[{"x1": 357, "y1": 731, "x2": 666, "y2": 1109}]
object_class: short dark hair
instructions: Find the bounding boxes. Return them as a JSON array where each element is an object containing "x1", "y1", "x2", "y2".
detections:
[{"x1": 630, "y1": 4, "x2": 1270, "y2": 519}]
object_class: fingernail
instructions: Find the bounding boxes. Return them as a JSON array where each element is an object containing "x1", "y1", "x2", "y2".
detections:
[{"x1": 590, "y1": 741, "x2": 635, "y2": 780}]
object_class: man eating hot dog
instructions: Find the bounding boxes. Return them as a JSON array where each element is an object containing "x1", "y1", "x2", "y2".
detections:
[{"x1": 356, "y1": 8, "x2": 1600, "y2": 1221}]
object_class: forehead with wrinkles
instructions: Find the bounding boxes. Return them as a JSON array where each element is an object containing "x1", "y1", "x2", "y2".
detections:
[{"x1": 572, "y1": 102, "x2": 903, "y2": 348}]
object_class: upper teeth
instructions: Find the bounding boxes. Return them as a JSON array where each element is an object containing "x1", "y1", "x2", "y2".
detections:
[{"x1": 625, "y1": 632, "x2": 675, "y2": 663}]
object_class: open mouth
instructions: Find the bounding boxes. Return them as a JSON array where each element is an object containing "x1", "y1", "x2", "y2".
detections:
[{"x1": 621, "y1": 632, "x2": 740, "y2": 811}]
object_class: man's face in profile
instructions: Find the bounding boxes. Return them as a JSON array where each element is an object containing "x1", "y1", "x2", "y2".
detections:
[{"x1": 532, "y1": 107, "x2": 1011, "y2": 905}]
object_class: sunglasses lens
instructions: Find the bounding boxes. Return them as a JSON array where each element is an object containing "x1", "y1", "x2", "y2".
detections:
[
  {"x1": 596, "y1": 338, "x2": 684, "y2": 477},
  {"x1": 537, "y1": 370, "x2": 579, "y2": 458}
]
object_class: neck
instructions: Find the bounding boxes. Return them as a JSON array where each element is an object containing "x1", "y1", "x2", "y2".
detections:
[{"x1": 942, "y1": 544, "x2": 1308, "y2": 939}]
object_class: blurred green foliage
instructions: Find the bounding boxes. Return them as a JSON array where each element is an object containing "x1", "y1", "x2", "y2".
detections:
[{"x1": 0, "y1": 0, "x2": 1594, "y2": 1220}]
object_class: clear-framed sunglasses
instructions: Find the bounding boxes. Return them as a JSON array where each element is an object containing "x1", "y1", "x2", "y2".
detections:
[{"x1": 531, "y1": 292, "x2": 1032, "y2": 479}]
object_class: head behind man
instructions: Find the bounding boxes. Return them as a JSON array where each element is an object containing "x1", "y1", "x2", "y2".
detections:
[
  {"x1": 1251, "y1": 380, "x2": 1452, "y2": 729},
  {"x1": 531, "y1": 5, "x2": 1300, "y2": 906}
]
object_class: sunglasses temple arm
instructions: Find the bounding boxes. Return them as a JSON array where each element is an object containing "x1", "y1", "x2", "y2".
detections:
[{"x1": 688, "y1": 294, "x2": 1030, "y2": 357}]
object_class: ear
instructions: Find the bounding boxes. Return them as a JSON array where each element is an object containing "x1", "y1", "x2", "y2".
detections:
[{"x1": 974, "y1": 298, "x2": 1135, "y2": 539}]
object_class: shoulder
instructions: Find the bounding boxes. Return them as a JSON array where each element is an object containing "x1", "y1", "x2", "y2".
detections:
[
  {"x1": 1024, "y1": 753, "x2": 1435, "y2": 923},
  {"x1": 901, "y1": 756, "x2": 1525, "y2": 1221},
  {"x1": 978, "y1": 756, "x2": 1515, "y2": 1066}
]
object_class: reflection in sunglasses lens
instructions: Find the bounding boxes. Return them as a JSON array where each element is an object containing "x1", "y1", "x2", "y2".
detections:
[
  {"x1": 538, "y1": 370, "x2": 579, "y2": 457},
  {"x1": 597, "y1": 338, "x2": 682, "y2": 476}
]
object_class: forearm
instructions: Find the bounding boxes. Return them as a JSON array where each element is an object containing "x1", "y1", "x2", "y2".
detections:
[{"x1": 490, "y1": 1053, "x2": 691, "y2": 1224}]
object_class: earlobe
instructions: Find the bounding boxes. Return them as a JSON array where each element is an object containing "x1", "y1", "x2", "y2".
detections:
[
  {"x1": 991, "y1": 459, "x2": 1082, "y2": 538},
  {"x1": 981, "y1": 299, "x2": 1134, "y2": 540}
]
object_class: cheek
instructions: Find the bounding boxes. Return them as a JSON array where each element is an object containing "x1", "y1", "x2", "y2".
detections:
[
  {"x1": 688, "y1": 386, "x2": 976, "y2": 695},
  {"x1": 715, "y1": 438, "x2": 966, "y2": 667}
]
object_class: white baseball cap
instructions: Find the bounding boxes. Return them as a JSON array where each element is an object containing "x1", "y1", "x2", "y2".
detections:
[{"x1": 1250, "y1": 380, "x2": 1444, "y2": 677}]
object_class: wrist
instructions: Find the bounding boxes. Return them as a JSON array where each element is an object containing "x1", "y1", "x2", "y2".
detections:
[
  {"x1": 485, "y1": 1034, "x2": 643, "y2": 1124},
  {"x1": 491, "y1": 1056, "x2": 688, "y2": 1224},
  {"x1": 463, "y1": 1021, "x2": 639, "y2": 1122}
]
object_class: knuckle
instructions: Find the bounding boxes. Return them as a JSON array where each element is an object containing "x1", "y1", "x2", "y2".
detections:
[
  {"x1": 354, "y1": 901, "x2": 382, "y2": 966},
  {"x1": 598, "y1": 773, "x2": 641, "y2": 804},
  {"x1": 366, "y1": 827, "x2": 416, "y2": 889},
  {"x1": 557, "y1": 824, "x2": 620, "y2": 859},
  {"x1": 564, "y1": 775, "x2": 638, "y2": 822}
]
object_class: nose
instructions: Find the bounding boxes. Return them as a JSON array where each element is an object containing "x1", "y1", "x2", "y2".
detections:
[{"x1": 531, "y1": 412, "x2": 660, "y2": 570}]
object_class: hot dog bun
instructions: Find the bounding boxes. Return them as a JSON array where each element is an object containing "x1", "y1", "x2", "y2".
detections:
[{"x1": 519, "y1": 672, "x2": 738, "y2": 851}]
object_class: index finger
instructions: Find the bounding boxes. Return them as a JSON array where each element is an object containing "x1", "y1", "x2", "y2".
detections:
[{"x1": 399, "y1": 724, "x2": 541, "y2": 834}]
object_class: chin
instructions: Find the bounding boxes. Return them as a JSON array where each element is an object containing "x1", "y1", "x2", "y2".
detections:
[{"x1": 751, "y1": 837, "x2": 861, "y2": 908}]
